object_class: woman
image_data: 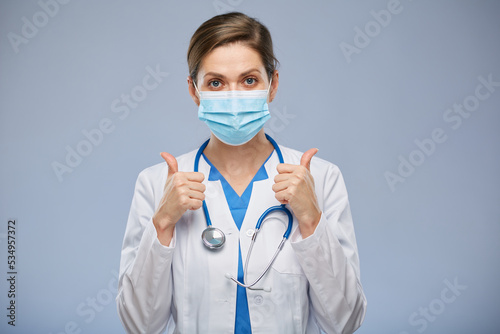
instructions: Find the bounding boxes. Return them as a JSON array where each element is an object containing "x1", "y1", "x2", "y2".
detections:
[{"x1": 117, "y1": 12, "x2": 366, "y2": 334}]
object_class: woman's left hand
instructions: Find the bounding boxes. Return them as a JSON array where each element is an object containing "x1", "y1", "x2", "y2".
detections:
[{"x1": 272, "y1": 148, "x2": 321, "y2": 238}]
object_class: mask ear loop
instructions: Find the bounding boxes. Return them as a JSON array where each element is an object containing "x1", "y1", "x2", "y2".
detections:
[
  {"x1": 193, "y1": 79, "x2": 201, "y2": 98},
  {"x1": 266, "y1": 77, "x2": 273, "y2": 102}
]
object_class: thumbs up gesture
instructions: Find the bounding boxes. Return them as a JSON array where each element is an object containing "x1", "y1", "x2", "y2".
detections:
[
  {"x1": 152, "y1": 152, "x2": 206, "y2": 246},
  {"x1": 272, "y1": 148, "x2": 321, "y2": 238}
]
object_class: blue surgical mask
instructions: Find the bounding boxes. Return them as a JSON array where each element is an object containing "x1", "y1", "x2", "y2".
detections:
[{"x1": 194, "y1": 79, "x2": 272, "y2": 146}]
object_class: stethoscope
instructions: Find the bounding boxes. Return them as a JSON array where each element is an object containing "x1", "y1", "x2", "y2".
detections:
[{"x1": 194, "y1": 134, "x2": 293, "y2": 291}]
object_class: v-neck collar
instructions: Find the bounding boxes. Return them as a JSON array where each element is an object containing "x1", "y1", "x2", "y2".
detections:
[
  {"x1": 202, "y1": 152, "x2": 272, "y2": 198},
  {"x1": 202, "y1": 152, "x2": 271, "y2": 209}
]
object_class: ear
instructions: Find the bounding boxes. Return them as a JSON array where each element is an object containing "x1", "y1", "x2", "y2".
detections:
[
  {"x1": 187, "y1": 76, "x2": 200, "y2": 106},
  {"x1": 268, "y1": 70, "x2": 279, "y2": 103}
]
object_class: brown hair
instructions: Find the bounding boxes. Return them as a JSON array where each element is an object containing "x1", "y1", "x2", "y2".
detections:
[{"x1": 187, "y1": 12, "x2": 279, "y2": 85}]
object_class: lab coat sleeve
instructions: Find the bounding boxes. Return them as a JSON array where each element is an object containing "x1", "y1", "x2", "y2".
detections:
[
  {"x1": 116, "y1": 168, "x2": 175, "y2": 334},
  {"x1": 290, "y1": 163, "x2": 367, "y2": 334}
]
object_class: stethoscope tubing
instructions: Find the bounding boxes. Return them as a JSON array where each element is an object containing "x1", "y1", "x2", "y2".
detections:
[
  {"x1": 194, "y1": 138, "x2": 213, "y2": 227},
  {"x1": 194, "y1": 134, "x2": 294, "y2": 290}
]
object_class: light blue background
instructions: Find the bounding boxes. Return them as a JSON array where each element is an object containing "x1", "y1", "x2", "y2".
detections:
[{"x1": 1, "y1": 0, "x2": 499, "y2": 333}]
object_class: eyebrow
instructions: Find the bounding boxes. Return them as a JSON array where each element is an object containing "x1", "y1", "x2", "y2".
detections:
[{"x1": 203, "y1": 68, "x2": 263, "y2": 80}]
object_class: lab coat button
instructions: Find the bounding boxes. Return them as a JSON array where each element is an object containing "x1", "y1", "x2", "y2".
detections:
[
  {"x1": 246, "y1": 229, "x2": 254, "y2": 237},
  {"x1": 254, "y1": 295, "x2": 263, "y2": 305}
]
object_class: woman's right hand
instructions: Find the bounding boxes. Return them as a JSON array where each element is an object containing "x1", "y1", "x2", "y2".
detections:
[{"x1": 152, "y1": 152, "x2": 206, "y2": 246}]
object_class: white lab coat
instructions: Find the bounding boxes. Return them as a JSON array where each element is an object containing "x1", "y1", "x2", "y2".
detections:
[{"x1": 117, "y1": 145, "x2": 367, "y2": 334}]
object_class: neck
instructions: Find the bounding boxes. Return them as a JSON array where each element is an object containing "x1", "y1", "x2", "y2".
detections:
[{"x1": 203, "y1": 131, "x2": 274, "y2": 175}]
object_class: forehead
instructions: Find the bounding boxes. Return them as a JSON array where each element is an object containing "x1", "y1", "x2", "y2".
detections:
[{"x1": 199, "y1": 43, "x2": 265, "y2": 78}]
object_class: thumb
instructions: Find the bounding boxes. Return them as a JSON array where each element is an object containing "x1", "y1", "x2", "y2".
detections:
[
  {"x1": 300, "y1": 148, "x2": 319, "y2": 171},
  {"x1": 160, "y1": 152, "x2": 178, "y2": 177}
]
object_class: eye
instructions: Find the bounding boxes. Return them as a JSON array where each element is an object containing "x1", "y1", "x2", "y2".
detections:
[
  {"x1": 245, "y1": 78, "x2": 256, "y2": 85},
  {"x1": 208, "y1": 80, "x2": 221, "y2": 88}
]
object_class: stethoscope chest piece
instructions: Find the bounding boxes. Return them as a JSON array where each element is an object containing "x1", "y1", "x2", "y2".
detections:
[{"x1": 202, "y1": 227, "x2": 225, "y2": 250}]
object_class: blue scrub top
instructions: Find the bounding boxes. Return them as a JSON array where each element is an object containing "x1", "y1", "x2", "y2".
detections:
[{"x1": 202, "y1": 152, "x2": 272, "y2": 334}]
